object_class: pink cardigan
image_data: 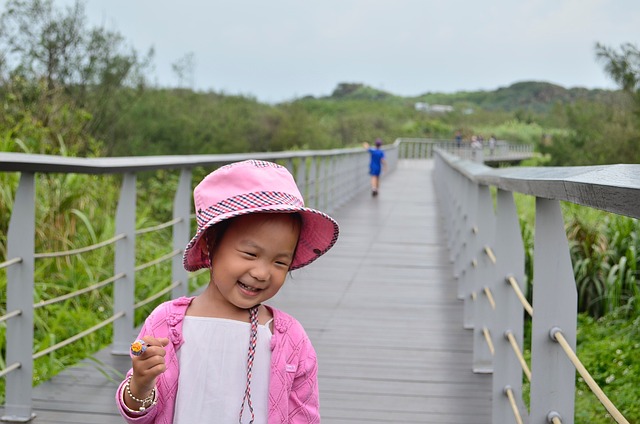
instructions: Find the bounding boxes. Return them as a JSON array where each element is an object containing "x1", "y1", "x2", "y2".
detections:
[{"x1": 116, "y1": 296, "x2": 320, "y2": 423}]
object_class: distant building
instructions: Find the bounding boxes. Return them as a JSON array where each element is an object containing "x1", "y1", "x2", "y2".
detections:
[{"x1": 414, "y1": 102, "x2": 454, "y2": 113}]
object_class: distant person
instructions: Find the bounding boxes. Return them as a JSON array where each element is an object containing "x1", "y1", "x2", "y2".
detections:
[
  {"x1": 363, "y1": 138, "x2": 387, "y2": 196},
  {"x1": 454, "y1": 130, "x2": 462, "y2": 148},
  {"x1": 116, "y1": 160, "x2": 339, "y2": 423},
  {"x1": 470, "y1": 135, "x2": 482, "y2": 159},
  {"x1": 488, "y1": 135, "x2": 497, "y2": 156}
]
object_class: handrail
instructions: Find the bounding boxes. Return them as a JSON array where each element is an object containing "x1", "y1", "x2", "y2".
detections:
[
  {"x1": 0, "y1": 362, "x2": 21, "y2": 379},
  {"x1": 482, "y1": 327, "x2": 495, "y2": 355},
  {"x1": 0, "y1": 257, "x2": 22, "y2": 269},
  {"x1": 551, "y1": 328, "x2": 630, "y2": 424},
  {"x1": 483, "y1": 286, "x2": 496, "y2": 310},
  {"x1": 483, "y1": 245, "x2": 497, "y2": 264},
  {"x1": 506, "y1": 275, "x2": 533, "y2": 316},
  {"x1": 33, "y1": 273, "x2": 125, "y2": 309},
  {"x1": 504, "y1": 386, "x2": 524, "y2": 424},
  {"x1": 0, "y1": 309, "x2": 21, "y2": 324},
  {"x1": 136, "y1": 217, "x2": 183, "y2": 235},
  {"x1": 477, "y1": 238, "x2": 630, "y2": 422},
  {"x1": 32, "y1": 311, "x2": 126, "y2": 360},
  {"x1": 135, "y1": 280, "x2": 183, "y2": 310},
  {"x1": 1, "y1": 144, "x2": 398, "y2": 421},
  {"x1": 477, "y1": 237, "x2": 631, "y2": 423},
  {"x1": 0, "y1": 148, "x2": 365, "y2": 174},
  {"x1": 549, "y1": 415, "x2": 562, "y2": 424},
  {"x1": 1, "y1": 140, "x2": 633, "y2": 423},
  {"x1": 468, "y1": 155, "x2": 640, "y2": 220},
  {"x1": 34, "y1": 234, "x2": 125, "y2": 258},
  {"x1": 433, "y1": 145, "x2": 637, "y2": 423},
  {"x1": 134, "y1": 249, "x2": 181, "y2": 272},
  {"x1": 504, "y1": 330, "x2": 531, "y2": 381}
]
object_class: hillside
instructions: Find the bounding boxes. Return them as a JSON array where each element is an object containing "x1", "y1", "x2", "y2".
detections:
[{"x1": 319, "y1": 81, "x2": 622, "y2": 113}]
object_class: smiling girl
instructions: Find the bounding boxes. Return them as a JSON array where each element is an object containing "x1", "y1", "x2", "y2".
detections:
[{"x1": 116, "y1": 160, "x2": 339, "y2": 424}]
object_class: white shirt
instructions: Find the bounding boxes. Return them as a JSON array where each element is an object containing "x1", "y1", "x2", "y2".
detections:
[{"x1": 173, "y1": 316, "x2": 273, "y2": 423}]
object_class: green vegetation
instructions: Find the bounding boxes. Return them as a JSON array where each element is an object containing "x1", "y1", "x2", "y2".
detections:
[
  {"x1": 1, "y1": 0, "x2": 639, "y2": 420},
  {"x1": 521, "y1": 312, "x2": 640, "y2": 423},
  {"x1": 515, "y1": 198, "x2": 639, "y2": 422}
]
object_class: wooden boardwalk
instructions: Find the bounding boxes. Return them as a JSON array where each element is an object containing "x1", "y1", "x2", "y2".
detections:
[{"x1": 11, "y1": 159, "x2": 491, "y2": 423}]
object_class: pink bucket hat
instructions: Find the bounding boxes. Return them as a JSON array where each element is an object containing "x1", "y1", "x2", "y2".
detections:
[{"x1": 183, "y1": 160, "x2": 340, "y2": 272}]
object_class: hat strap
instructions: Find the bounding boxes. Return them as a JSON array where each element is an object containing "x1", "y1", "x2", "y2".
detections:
[{"x1": 239, "y1": 305, "x2": 259, "y2": 423}]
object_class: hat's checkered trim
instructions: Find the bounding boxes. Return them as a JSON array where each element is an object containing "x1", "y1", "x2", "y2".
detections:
[
  {"x1": 219, "y1": 159, "x2": 282, "y2": 172},
  {"x1": 196, "y1": 191, "x2": 304, "y2": 227}
]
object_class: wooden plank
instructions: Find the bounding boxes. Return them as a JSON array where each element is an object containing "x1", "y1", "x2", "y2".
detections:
[
  {"x1": 0, "y1": 159, "x2": 491, "y2": 423},
  {"x1": 270, "y1": 159, "x2": 491, "y2": 423}
]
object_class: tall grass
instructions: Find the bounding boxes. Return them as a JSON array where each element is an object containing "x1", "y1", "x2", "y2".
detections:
[
  {"x1": 514, "y1": 194, "x2": 640, "y2": 422},
  {"x1": 564, "y1": 204, "x2": 639, "y2": 318},
  {"x1": 513, "y1": 194, "x2": 640, "y2": 318},
  {"x1": 0, "y1": 169, "x2": 209, "y2": 403}
]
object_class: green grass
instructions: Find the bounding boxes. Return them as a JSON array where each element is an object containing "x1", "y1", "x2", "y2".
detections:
[
  {"x1": 513, "y1": 194, "x2": 640, "y2": 423},
  {"x1": 0, "y1": 169, "x2": 208, "y2": 403},
  {"x1": 521, "y1": 313, "x2": 639, "y2": 423}
]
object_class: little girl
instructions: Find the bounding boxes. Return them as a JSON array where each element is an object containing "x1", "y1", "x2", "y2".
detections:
[{"x1": 116, "y1": 160, "x2": 339, "y2": 423}]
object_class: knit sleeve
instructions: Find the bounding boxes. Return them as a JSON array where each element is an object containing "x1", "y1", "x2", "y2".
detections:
[
  {"x1": 287, "y1": 335, "x2": 320, "y2": 423},
  {"x1": 115, "y1": 318, "x2": 161, "y2": 424}
]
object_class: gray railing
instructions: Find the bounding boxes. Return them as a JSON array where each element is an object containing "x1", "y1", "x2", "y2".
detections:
[
  {"x1": 0, "y1": 147, "x2": 400, "y2": 422},
  {"x1": 0, "y1": 137, "x2": 583, "y2": 423},
  {"x1": 396, "y1": 137, "x2": 534, "y2": 162},
  {"x1": 434, "y1": 148, "x2": 639, "y2": 424}
]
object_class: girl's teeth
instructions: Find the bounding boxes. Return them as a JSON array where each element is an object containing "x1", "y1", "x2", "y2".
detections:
[{"x1": 239, "y1": 282, "x2": 258, "y2": 291}]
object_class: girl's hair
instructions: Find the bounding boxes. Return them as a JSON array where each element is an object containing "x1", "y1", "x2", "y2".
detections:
[{"x1": 205, "y1": 212, "x2": 302, "y2": 267}]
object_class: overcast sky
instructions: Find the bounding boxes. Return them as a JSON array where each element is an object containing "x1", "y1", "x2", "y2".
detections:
[{"x1": 11, "y1": 0, "x2": 640, "y2": 103}]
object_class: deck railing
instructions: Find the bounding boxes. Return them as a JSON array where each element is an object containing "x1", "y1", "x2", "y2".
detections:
[
  {"x1": 0, "y1": 138, "x2": 530, "y2": 422},
  {"x1": 434, "y1": 148, "x2": 639, "y2": 424},
  {"x1": 396, "y1": 137, "x2": 534, "y2": 162},
  {"x1": 0, "y1": 146, "x2": 400, "y2": 422}
]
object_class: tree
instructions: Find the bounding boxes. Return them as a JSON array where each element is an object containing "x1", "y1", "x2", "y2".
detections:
[
  {"x1": 0, "y1": 0, "x2": 154, "y2": 154},
  {"x1": 171, "y1": 52, "x2": 196, "y2": 89},
  {"x1": 595, "y1": 42, "x2": 640, "y2": 112}
]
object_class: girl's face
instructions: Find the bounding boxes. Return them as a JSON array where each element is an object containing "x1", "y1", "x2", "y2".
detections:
[{"x1": 209, "y1": 213, "x2": 300, "y2": 312}]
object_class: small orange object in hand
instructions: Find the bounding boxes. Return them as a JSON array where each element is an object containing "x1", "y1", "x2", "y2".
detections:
[{"x1": 130, "y1": 339, "x2": 147, "y2": 357}]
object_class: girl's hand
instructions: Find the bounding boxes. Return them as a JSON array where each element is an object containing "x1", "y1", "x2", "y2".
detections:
[{"x1": 128, "y1": 337, "x2": 169, "y2": 404}]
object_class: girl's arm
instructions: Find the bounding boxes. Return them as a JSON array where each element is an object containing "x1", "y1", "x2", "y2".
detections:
[
  {"x1": 115, "y1": 321, "x2": 164, "y2": 423},
  {"x1": 288, "y1": 339, "x2": 321, "y2": 423}
]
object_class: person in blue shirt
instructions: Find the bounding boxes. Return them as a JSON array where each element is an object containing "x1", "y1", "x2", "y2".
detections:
[{"x1": 363, "y1": 138, "x2": 387, "y2": 196}]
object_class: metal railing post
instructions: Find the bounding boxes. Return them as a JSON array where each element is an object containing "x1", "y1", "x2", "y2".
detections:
[
  {"x1": 3, "y1": 172, "x2": 36, "y2": 423},
  {"x1": 172, "y1": 168, "x2": 192, "y2": 299},
  {"x1": 307, "y1": 157, "x2": 317, "y2": 209},
  {"x1": 387, "y1": 144, "x2": 399, "y2": 170},
  {"x1": 450, "y1": 170, "x2": 466, "y2": 281},
  {"x1": 492, "y1": 189, "x2": 527, "y2": 423},
  {"x1": 327, "y1": 156, "x2": 336, "y2": 214},
  {"x1": 337, "y1": 154, "x2": 349, "y2": 210},
  {"x1": 450, "y1": 166, "x2": 463, "y2": 258},
  {"x1": 530, "y1": 198, "x2": 577, "y2": 423},
  {"x1": 472, "y1": 184, "x2": 495, "y2": 373},
  {"x1": 112, "y1": 173, "x2": 137, "y2": 355},
  {"x1": 296, "y1": 157, "x2": 308, "y2": 201},
  {"x1": 318, "y1": 157, "x2": 328, "y2": 212},
  {"x1": 462, "y1": 179, "x2": 478, "y2": 329}
]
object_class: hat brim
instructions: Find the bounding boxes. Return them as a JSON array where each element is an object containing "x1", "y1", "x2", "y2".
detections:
[{"x1": 183, "y1": 205, "x2": 339, "y2": 272}]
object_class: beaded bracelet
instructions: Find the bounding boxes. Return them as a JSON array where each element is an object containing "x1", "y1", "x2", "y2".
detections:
[{"x1": 123, "y1": 375, "x2": 157, "y2": 412}]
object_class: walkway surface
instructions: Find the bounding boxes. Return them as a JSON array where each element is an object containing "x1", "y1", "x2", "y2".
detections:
[{"x1": 11, "y1": 159, "x2": 491, "y2": 423}]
